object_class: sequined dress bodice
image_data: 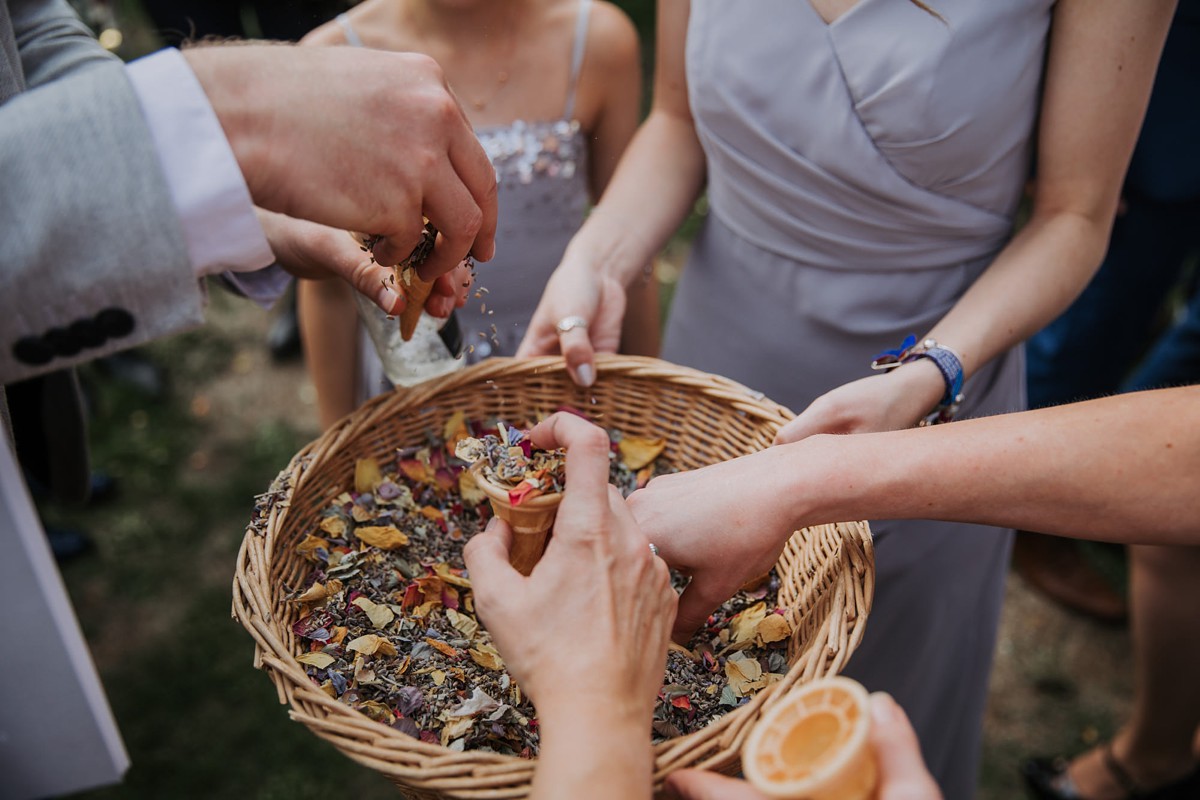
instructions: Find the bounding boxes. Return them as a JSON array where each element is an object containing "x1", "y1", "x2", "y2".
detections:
[{"x1": 464, "y1": 117, "x2": 589, "y2": 361}]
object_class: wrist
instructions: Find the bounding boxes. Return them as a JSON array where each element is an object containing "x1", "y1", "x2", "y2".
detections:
[
  {"x1": 566, "y1": 208, "x2": 654, "y2": 287},
  {"x1": 182, "y1": 46, "x2": 276, "y2": 208}
]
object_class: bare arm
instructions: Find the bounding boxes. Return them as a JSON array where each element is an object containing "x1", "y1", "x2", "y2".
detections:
[
  {"x1": 800, "y1": 386, "x2": 1200, "y2": 544},
  {"x1": 633, "y1": 386, "x2": 1200, "y2": 639},
  {"x1": 777, "y1": 0, "x2": 1179, "y2": 442},
  {"x1": 517, "y1": 0, "x2": 703, "y2": 380}
]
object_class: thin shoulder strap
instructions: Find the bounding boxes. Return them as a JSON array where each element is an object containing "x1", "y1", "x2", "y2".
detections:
[
  {"x1": 336, "y1": 13, "x2": 365, "y2": 48},
  {"x1": 563, "y1": 0, "x2": 592, "y2": 120}
]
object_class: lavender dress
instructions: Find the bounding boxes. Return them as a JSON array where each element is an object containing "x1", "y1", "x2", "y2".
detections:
[
  {"x1": 340, "y1": 1, "x2": 594, "y2": 399},
  {"x1": 663, "y1": 1, "x2": 1055, "y2": 796}
]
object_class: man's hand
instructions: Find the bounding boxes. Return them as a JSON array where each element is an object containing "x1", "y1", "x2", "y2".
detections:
[
  {"x1": 256, "y1": 210, "x2": 472, "y2": 316},
  {"x1": 185, "y1": 44, "x2": 497, "y2": 281}
]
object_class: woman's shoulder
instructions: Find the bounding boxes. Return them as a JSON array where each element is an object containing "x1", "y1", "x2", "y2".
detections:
[
  {"x1": 584, "y1": 0, "x2": 641, "y2": 68},
  {"x1": 299, "y1": 0, "x2": 394, "y2": 48}
]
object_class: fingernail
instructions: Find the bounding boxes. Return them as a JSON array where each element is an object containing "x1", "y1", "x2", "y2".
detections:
[
  {"x1": 484, "y1": 517, "x2": 500, "y2": 533},
  {"x1": 576, "y1": 363, "x2": 595, "y2": 388},
  {"x1": 378, "y1": 285, "x2": 404, "y2": 315}
]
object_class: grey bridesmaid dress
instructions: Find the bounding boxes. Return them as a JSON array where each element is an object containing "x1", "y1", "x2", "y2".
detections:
[{"x1": 663, "y1": 1, "x2": 1055, "y2": 796}]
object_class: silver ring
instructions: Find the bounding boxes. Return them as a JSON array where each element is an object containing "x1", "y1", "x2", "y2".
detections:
[
  {"x1": 556, "y1": 315, "x2": 588, "y2": 335},
  {"x1": 648, "y1": 543, "x2": 660, "y2": 558}
]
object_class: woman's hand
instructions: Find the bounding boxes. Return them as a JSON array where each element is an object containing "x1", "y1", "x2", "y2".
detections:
[
  {"x1": 773, "y1": 360, "x2": 945, "y2": 445},
  {"x1": 516, "y1": 258, "x2": 628, "y2": 387},
  {"x1": 257, "y1": 210, "x2": 472, "y2": 316},
  {"x1": 664, "y1": 693, "x2": 942, "y2": 800},
  {"x1": 628, "y1": 446, "x2": 801, "y2": 644},
  {"x1": 464, "y1": 412, "x2": 677, "y2": 799}
]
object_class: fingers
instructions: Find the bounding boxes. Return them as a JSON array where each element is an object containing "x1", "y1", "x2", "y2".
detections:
[
  {"x1": 557, "y1": 324, "x2": 598, "y2": 387},
  {"x1": 447, "y1": 121, "x2": 498, "y2": 263},
  {"x1": 528, "y1": 412, "x2": 612, "y2": 512},
  {"x1": 345, "y1": 256, "x2": 407, "y2": 316},
  {"x1": 772, "y1": 414, "x2": 815, "y2": 446},
  {"x1": 664, "y1": 770, "x2": 769, "y2": 800},
  {"x1": 515, "y1": 309, "x2": 562, "y2": 358},
  {"x1": 671, "y1": 571, "x2": 738, "y2": 645},
  {"x1": 463, "y1": 517, "x2": 521, "y2": 604},
  {"x1": 869, "y1": 693, "x2": 944, "y2": 800}
]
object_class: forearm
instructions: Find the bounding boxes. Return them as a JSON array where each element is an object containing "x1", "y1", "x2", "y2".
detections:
[
  {"x1": 927, "y1": 209, "x2": 1108, "y2": 376},
  {"x1": 791, "y1": 387, "x2": 1200, "y2": 545},
  {"x1": 533, "y1": 704, "x2": 653, "y2": 800},
  {"x1": 567, "y1": 110, "x2": 707, "y2": 287}
]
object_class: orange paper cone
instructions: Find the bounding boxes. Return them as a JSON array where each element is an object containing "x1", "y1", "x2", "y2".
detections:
[
  {"x1": 468, "y1": 463, "x2": 562, "y2": 575},
  {"x1": 742, "y1": 676, "x2": 877, "y2": 800}
]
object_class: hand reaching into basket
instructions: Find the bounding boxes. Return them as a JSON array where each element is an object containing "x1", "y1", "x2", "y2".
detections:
[
  {"x1": 515, "y1": 254, "x2": 628, "y2": 388},
  {"x1": 464, "y1": 412, "x2": 677, "y2": 800},
  {"x1": 627, "y1": 445, "x2": 806, "y2": 644},
  {"x1": 662, "y1": 693, "x2": 942, "y2": 800},
  {"x1": 256, "y1": 210, "x2": 473, "y2": 316}
]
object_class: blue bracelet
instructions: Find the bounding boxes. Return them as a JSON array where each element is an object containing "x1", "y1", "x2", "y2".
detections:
[{"x1": 871, "y1": 336, "x2": 965, "y2": 425}]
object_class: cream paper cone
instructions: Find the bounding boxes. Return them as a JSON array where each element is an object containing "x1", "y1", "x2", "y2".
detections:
[
  {"x1": 742, "y1": 676, "x2": 877, "y2": 800},
  {"x1": 469, "y1": 462, "x2": 562, "y2": 575}
]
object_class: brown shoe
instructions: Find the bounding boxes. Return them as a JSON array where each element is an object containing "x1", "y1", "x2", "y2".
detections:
[{"x1": 1013, "y1": 531, "x2": 1128, "y2": 624}]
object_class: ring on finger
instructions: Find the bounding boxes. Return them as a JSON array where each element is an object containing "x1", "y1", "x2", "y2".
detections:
[
  {"x1": 648, "y1": 543, "x2": 660, "y2": 558},
  {"x1": 556, "y1": 315, "x2": 588, "y2": 335}
]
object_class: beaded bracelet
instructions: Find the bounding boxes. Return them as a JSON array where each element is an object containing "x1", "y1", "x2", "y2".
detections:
[{"x1": 871, "y1": 334, "x2": 965, "y2": 426}]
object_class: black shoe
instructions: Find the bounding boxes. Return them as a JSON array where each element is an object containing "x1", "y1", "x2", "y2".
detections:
[{"x1": 45, "y1": 526, "x2": 94, "y2": 563}]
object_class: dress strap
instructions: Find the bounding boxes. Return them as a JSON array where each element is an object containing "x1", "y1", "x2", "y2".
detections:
[
  {"x1": 563, "y1": 0, "x2": 592, "y2": 121},
  {"x1": 335, "y1": 12, "x2": 365, "y2": 48}
]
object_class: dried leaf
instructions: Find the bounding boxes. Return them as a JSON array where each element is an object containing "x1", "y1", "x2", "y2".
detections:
[
  {"x1": 318, "y1": 516, "x2": 347, "y2": 537},
  {"x1": 755, "y1": 613, "x2": 791, "y2": 645},
  {"x1": 448, "y1": 688, "x2": 500, "y2": 718},
  {"x1": 296, "y1": 533, "x2": 331, "y2": 562},
  {"x1": 425, "y1": 637, "x2": 460, "y2": 658},
  {"x1": 730, "y1": 601, "x2": 768, "y2": 645},
  {"x1": 725, "y1": 652, "x2": 765, "y2": 698},
  {"x1": 446, "y1": 608, "x2": 479, "y2": 639},
  {"x1": 353, "y1": 596, "x2": 396, "y2": 629},
  {"x1": 433, "y1": 563, "x2": 472, "y2": 589},
  {"x1": 469, "y1": 644, "x2": 504, "y2": 671},
  {"x1": 296, "y1": 651, "x2": 336, "y2": 669},
  {"x1": 355, "y1": 458, "x2": 384, "y2": 494},
  {"x1": 457, "y1": 468, "x2": 487, "y2": 505},
  {"x1": 347, "y1": 634, "x2": 398, "y2": 657},
  {"x1": 618, "y1": 436, "x2": 666, "y2": 470},
  {"x1": 355, "y1": 525, "x2": 409, "y2": 550}
]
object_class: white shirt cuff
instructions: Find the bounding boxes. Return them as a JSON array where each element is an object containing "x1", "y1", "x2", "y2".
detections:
[{"x1": 125, "y1": 48, "x2": 275, "y2": 279}]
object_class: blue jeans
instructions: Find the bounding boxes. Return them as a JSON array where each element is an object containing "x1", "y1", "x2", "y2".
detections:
[{"x1": 1027, "y1": 2, "x2": 1200, "y2": 407}]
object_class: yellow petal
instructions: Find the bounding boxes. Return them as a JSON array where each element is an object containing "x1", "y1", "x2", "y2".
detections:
[
  {"x1": 355, "y1": 525, "x2": 409, "y2": 550},
  {"x1": 296, "y1": 651, "x2": 336, "y2": 669},
  {"x1": 347, "y1": 634, "x2": 398, "y2": 657},
  {"x1": 469, "y1": 646, "x2": 504, "y2": 672},
  {"x1": 755, "y1": 613, "x2": 792, "y2": 645},
  {"x1": 355, "y1": 457, "x2": 385, "y2": 494},
  {"x1": 353, "y1": 596, "x2": 396, "y2": 629},
  {"x1": 730, "y1": 601, "x2": 768, "y2": 645},
  {"x1": 618, "y1": 436, "x2": 666, "y2": 470},
  {"x1": 296, "y1": 533, "x2": 331, "y2": 562}
]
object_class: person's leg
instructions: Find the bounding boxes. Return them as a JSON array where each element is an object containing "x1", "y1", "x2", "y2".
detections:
[
  {"x1": 1060, "y1": 544, "x2": 1200, "y2": 798},
  {"x1": 297, "y1": 278, "x2": 362, "y2": 430}
]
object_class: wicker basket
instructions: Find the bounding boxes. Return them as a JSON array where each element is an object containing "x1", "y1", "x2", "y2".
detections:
[{"x1": 232, "y1": 355, "x2": 874, "y2": 799}]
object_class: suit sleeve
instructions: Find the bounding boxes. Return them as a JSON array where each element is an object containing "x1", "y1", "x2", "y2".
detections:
[{"x1": 0, "y1": 0, "x2": 206, "y2": 384}]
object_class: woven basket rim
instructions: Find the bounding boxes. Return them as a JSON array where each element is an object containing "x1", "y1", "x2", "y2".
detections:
[{"x1": 232, "y1": 354, "x2": 874, "y2": 796}]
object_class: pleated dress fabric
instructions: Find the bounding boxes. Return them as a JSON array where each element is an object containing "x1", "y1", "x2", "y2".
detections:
[{"x1": 662, "y1": 1, "x2": 1055, "y2": 796}]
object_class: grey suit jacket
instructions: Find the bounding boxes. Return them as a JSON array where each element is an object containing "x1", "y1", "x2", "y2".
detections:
[
  {"x1": 1, "y1": 3, "x2": 213, "y2": 795},
  {"x1": 1, "y1": 0, "x2": 207, "y2": 385}
]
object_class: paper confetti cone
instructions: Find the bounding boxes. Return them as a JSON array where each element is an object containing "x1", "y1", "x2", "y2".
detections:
[
  {"x1": 742, "y1": 676, "x2": 877, "y2": 800},
  {"x1": 469, "y1": 463, "x2": 562, "y2": 575},
  {"x1": 397, "y1": 268, "x2": 435, "y2": 341}
]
